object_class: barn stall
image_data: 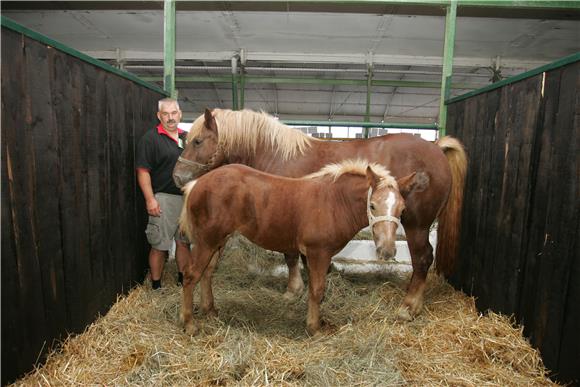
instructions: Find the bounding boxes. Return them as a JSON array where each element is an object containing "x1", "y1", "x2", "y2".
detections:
[
  {"x1": 1, "y1": 19, "x2": 167, "y2": 384},
  {"x1": 446, "y1": 54, "x2": 579, "y2": 383},
  {"x1": 2, "y1": 2, "x2": 578, "y2": 385},
  {"x1": 2, "y1": 17, "x2": 562, "y2": 384}
]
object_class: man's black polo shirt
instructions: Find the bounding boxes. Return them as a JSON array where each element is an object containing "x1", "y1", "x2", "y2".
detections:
[{"x1": 136, "y1": 124, "x2": 186, "y2": 195}]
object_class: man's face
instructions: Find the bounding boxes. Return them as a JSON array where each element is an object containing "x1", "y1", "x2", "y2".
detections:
[{"x1": 157, "y1": 102, "x2": 182, "y2": 131}]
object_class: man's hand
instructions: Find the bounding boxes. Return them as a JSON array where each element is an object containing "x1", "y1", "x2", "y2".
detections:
[{"x1": 146, "y1": 197, "x2": 162, "y2": 217}]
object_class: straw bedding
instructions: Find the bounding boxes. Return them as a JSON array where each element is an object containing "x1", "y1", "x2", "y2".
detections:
[{"x1": 14, "y1": 237, "x2": 557, "y2": 386}]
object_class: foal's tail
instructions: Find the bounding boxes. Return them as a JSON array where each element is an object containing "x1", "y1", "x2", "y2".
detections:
[
  {"x1": 435, "y1": 136, "x2": 467, "y2": 276},
  {"x1": 179, "y1": 180, "x2": 197, "y2": 242}
]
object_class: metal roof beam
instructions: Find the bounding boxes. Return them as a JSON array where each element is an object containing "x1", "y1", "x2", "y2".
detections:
[
  {"x1": 87, "y1": 50, "x2": 550, "y2": 69},
  {"x1": 141, "y1": 75, "x2": 483, "y2": 90}
]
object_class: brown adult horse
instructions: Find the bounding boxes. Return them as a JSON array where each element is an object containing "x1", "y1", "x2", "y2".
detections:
[
  {"x1": 179, "y1": 160, "x2": 423, "y2": 335},
  {"x1": 173, "y1": 108, "x2": 467, "y2": 320}
]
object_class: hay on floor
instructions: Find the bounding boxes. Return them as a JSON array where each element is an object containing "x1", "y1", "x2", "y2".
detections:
[{"x1": 13, "y1": 237, "x2": 557, "y2": 386}]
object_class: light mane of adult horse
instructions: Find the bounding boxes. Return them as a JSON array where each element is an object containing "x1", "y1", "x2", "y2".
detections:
[
  {"x1": 179, "y1": 160, "x2": 423, "y2": 335},
  {"x1": 173, "y1": 108, "x2": 467, "y2": 321}
]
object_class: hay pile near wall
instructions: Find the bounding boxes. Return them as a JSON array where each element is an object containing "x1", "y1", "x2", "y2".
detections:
[{"x1": 14, "y1": 238, "x2": 557, "y2": 386}]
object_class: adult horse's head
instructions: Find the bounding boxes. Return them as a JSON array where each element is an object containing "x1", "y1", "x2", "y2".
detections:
[
  {"x1": 366, "y1": 167, "x2": 429, "y2": 260},
  {"x1": 173, "y1": 108, "x2": 312, "y2": 188},
  {"x1": 173, "y1": 109, "x2": 226, "y2": 188}
]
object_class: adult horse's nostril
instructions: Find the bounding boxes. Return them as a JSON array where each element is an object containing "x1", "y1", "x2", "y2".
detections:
[{"x1": 173, "y1": 173, "x2": 184, "y2": 188}]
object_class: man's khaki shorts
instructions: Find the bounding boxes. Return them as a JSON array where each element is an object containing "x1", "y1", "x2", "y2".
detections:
[{"x1": 145, "y1": 192, "x2": 188, "y2": 251}]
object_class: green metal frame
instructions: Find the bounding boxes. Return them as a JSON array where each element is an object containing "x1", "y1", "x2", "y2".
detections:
[
  {"x1": 141, "y1": 75, "x2": 481, "y2": 90},
  {"x1": 446, "y1": 52, "x2": 580, "y2": 105},
  {"x1": 164, "y1": 0, "x2": 176, "y2": 98},
  {"x1": 266, "y1": 1, "x2": 579, "y2": 8},
  {"x1": 239, "y1": 69, "x2": 246, "y2": 109},
  {"x1": 0, "y1": 16, "x2": 167, "y2": 96},
  {"x1": 281, "y1": 120, "x2": 437, "y2": 130},
  {"x1": 231, "y1": 73, "x2": 239, "y2": 110},
  {"x1": 438, "y1": 0, "x2": 457, "y2": 137},
  {"x1": 364, "y1": 65, "x2": 373, "y2": 137}
]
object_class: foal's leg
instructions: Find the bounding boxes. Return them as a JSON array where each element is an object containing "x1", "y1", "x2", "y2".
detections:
[
  {"x1": 398, "y1": 226, "x2": 433, "y2": 321},
  {"x1": 283, "y1": 253, "x2": 305, "y2": 300},
  {"x1": 304, "y1": 251, "x2": 332, "y2": 335},
  {"x1": 199, "y1": 248, "x2": 221, "y2": 317},
  {"x1": 181, "y1": 244, "x2": 218, "y2": 335}
]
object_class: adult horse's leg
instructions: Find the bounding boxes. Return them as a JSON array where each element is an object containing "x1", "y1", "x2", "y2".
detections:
[
  {"x1": 283, "y1": 253, "x2": 305, "y2": 299},
  {"x1": 199, "y1": 248, "x2": 222, "y2": 317},
  {"x1": 181, "y1": 243, "x2": 218, "y2": 335},
  {"x1": 398, "y1": 226, "x2": 433, "y2": 321},
  {"x1": 304, "y1": 251, "x2": 332, "y2": 335}
]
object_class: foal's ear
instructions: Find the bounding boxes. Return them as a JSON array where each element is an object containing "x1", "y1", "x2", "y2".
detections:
[
  {"x1": 366, "y1": 166, "x2": 380, "y2": 189},
  {"x1": 397, "y1": 171, "x2": 429, "y2": 198},
  {"x1": 204, "y1": 108, "x2": 218, "y2": 132}
]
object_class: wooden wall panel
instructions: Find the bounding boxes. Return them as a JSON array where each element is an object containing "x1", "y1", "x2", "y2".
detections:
[
  {"x1": 447, "y1": 60, "x2": 579, "y2": 384},
  {"x1": 1, "y1": 27, "x2": 164, "y2": 384}
]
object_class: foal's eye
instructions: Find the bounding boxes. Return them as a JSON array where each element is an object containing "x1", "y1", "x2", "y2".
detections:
[
  {"x1": 370, "y1": 203, "x2": 376, "y2": 211},
  {"x1": 194, "y1": 138, "x2": 203, "y2": 145}
]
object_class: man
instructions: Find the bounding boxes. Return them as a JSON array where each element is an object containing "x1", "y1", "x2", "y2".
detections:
[{"x1": 136, "y1": 98, "x2": 190, "y2": 289}]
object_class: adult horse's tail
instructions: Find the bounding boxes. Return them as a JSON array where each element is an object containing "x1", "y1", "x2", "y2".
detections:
[
  {"x1": 179, "y1": 181, "x2": 197, "y2": 242},
  {"x1": 435, "y1": 136, "x2": 467, "y2": 276}
]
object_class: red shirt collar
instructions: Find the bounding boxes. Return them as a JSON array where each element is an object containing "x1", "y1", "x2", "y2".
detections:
[{"x1": 157, "y1": 123, "x2": 184, "y2": 144}]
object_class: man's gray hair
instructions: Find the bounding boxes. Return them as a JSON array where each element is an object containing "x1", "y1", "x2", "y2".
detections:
[{"x1": 158, "y1": 98, "x2": 180, "y2": 111}]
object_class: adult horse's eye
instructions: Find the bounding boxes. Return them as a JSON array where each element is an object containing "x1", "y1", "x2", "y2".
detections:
[
  {"x1": 370, "y1": 203, "x2": 376, "y2": 211},
  {"x1": 194, "y1": 138, "x2": 202, "y2": 145}
]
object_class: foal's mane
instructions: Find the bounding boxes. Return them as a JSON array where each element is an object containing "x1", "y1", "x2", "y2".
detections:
[
  {"x1": 189, "y1": 108, "x2": 313, "y2": 160},
  {"x1": 305, "y1": 159, "x2": 397, "y2": 189}
]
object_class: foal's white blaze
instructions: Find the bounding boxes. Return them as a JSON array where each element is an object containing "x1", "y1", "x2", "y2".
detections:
[{"x1": 385, "y1": 191, "x2": 397, "y2": 217}]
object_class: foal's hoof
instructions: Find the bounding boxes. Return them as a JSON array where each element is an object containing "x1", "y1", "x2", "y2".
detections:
[
  {"x1": 306, "y1": 326, "x2": 321, "y2": 337},
  {"x1": 184, "y1": 321, "x2": 200, "y2": 336},
  {"x1": 396, "y1": 306, "x2": 414, "y2": 322}
]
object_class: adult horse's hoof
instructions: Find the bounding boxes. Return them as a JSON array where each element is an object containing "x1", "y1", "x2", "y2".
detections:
[
  {"x1": 203, "y1": 307, "x2": 218, "y2": 319},
  {"x1": 283, "y1": 290, "x2": 301, "y2": 301},
  {"x1": 396, "y1": 306, "x2": 413, "y2": 321}
]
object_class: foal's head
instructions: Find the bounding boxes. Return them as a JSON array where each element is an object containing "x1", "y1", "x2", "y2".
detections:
[
  {"x1": 309, "y1": 159, "x2": 429, "y2": 260},
  {"x1": 366, "y1": 166, "x2": 429, "y2": 260}
]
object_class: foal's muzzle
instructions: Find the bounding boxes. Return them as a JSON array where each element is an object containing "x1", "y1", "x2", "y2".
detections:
[{"x1": 376, "y1": 245, "x2": 397, "y2": 260}]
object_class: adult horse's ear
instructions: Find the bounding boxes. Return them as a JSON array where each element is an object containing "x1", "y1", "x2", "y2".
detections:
[
  {"x1": 204, "y1": 108, "x2": 218, "y2": 132},
  {"x1": 366, "y1": 166, "x2": 380, "y2": 189},
  {"x1": 398, "y1": 171, "x2": 429, "y2": 198}
]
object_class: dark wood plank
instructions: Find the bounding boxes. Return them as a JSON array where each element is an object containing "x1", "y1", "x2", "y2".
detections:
[
  {"x1": 24, "y1": 33, "x2": 69, "y2": 356},
  {"x1": 1, "y1": 29, "x2": 29, "y2": 385},
  {"x1": 555, "y1": 62, "x2": 580, "y2": 383},
  {"x1": 105, "y1": 73, "x2": 128, "y2": 296},
  {"x1": 470, "y1": 88, "x2": 502, "y2": 311},
  {"x1": 492, "y1": 77, "x2": 542, "y2": 313},
  {"x1": 81, "y1": 63, "x2": 111, "y2": 315},
  {"x1": 1, "y1": 30, "x2": 49, "y2": 382},
  {"x1": 531, "y1": 63, "x2": 578, "y2": 378},
  {"x1": 49, "y1": 49, "x2": 93, "y2": 332}
]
